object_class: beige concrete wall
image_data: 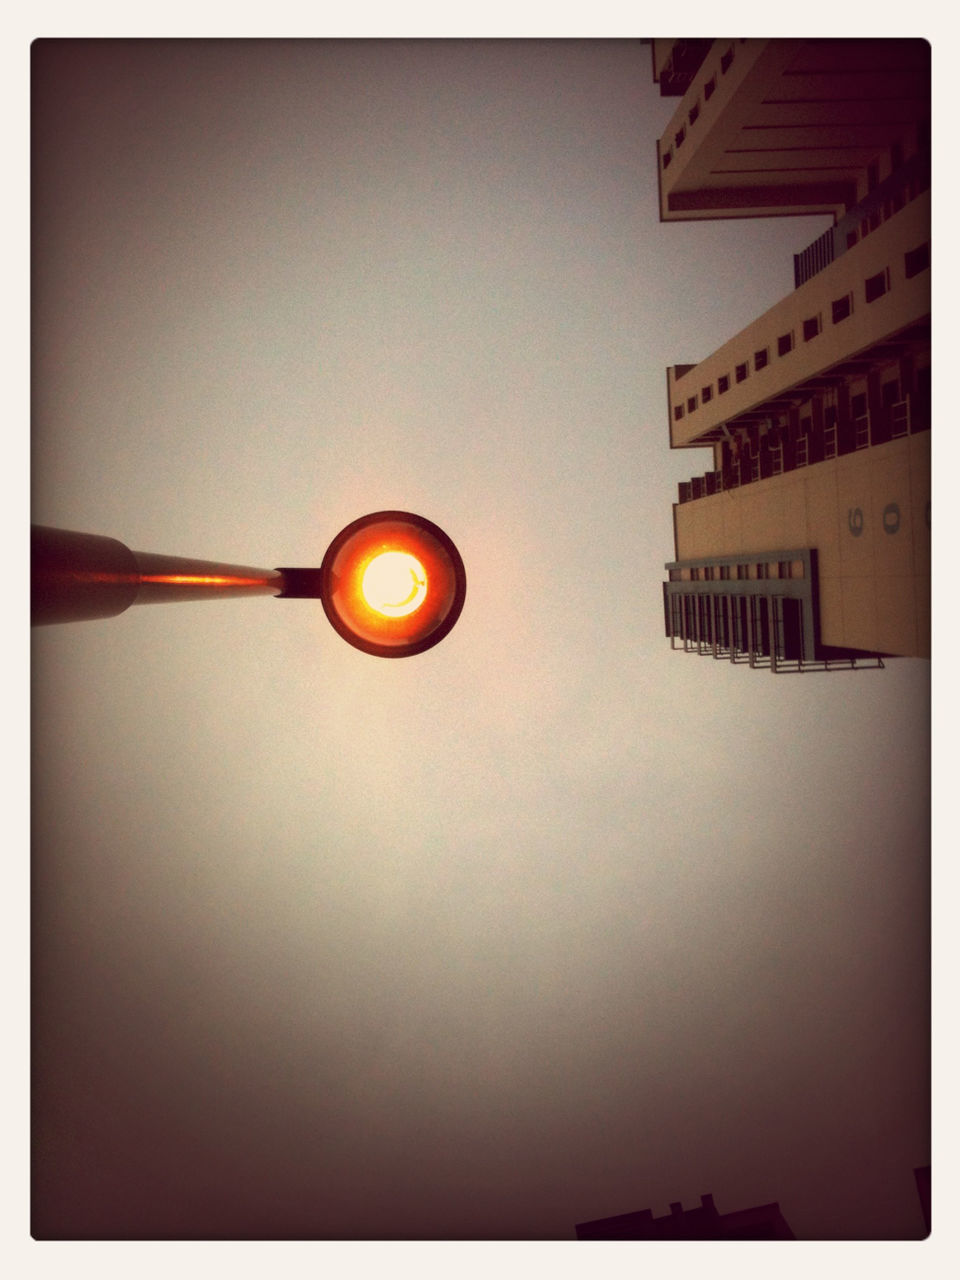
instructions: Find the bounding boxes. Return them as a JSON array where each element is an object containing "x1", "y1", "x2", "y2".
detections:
[
  {"x1": 673, "y1": 433, "x2": 930, "y2": 656},
  {"x1": 667, "y1": 190, "x2": 930, "y2": 448},
  {"x1": 658, "y1": 41, "x2": 774, "y2": 218}
]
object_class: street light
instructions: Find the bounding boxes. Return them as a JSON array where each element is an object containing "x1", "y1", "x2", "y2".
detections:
[{"x1": 31, "y1": 511, "x2": 467, "y2": 658}]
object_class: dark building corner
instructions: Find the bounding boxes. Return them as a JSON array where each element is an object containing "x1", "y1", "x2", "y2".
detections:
[{"x1": 576, "y1": 1191, "x2": 794, "y2": 1241}]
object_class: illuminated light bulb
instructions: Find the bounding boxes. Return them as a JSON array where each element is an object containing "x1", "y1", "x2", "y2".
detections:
[
  {"x1": 361, "y1": 550, "x2": 428, "y2": 617},
  {"x1": 308, "y1": 510, "x2": 466, "y2": 657}
]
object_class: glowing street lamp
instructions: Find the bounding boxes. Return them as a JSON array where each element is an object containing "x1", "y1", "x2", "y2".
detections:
[{"x1": 31, "y1": 511, "x2": 467, "y2": 658}]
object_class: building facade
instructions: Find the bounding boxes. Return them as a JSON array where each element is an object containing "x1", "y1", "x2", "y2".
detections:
[
  {"x1": 576, "y1": 1190, "x2": 794, "y2": 1240},
  {"x1": 656, "y1": 39, "x2": 930, "y2": 671}
]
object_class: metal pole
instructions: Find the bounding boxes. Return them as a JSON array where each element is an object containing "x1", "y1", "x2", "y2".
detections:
[{"x1": 31, "y1": 526, "x2": 284, "y2": 625}]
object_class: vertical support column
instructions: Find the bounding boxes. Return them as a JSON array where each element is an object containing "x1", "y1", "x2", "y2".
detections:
[
  {"x1": 771, "y1": 597, "x2": 781, "y2": 673},
  {"x1": 727, "y1": 594, "x2": 735, "y2": 661},
  {"x1": 747, "y1": 593, "x2": 755, "y2": 667}
]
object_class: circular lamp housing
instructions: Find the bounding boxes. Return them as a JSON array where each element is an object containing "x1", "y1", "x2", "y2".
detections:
[{"x1": 319, "y1": 511, "x2": 466, "y2": 657}]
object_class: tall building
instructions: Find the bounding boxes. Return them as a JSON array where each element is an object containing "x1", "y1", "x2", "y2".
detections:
[
  {"x1": 576, "y1": 1190, "x2": 794, "y2": 1240},
  {"x1": 655, "y1": 39, "x2": 930, "y2": 672}
]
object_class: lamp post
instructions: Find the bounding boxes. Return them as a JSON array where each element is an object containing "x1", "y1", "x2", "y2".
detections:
[{"x1": 31, "y1": 512, "x2": 467, "y2": 658}]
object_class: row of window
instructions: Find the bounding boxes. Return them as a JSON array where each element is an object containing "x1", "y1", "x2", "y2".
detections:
[
  {"x1": 661, "y1": 44, "x2": 737, "y2": 171},
  {"x1": 672, "y1": 559, "x2": 803, "y2": 583},
  {"x1": 673, "y1": 243, "x2": 930, "y2": 423}
]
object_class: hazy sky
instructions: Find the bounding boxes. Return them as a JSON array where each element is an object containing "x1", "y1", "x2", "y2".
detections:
[{"x1": 30, "y1": 38, "x2": 930, "y2": 1251}]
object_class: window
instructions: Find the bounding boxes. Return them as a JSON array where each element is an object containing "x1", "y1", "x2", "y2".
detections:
[
  {"x1": 674, "y1": 404, "x2": 684, "y2": 421},
  {"x1": 675, "y1": 126, "x2": 686, "y2": 150},
  {"x1": 704, "y1": 75, "x2": 716, "y2": 100},
  {"x1": 687, "y1": 395, "x2": 697, "y2": 413},
  {"x1": 689, "y1": 102, "x2": 700, "y2": 126},
  {"x1": 865, "y1": 269, "x2": 889, "y2": 303},
  {"x1": 701, "y1": 384, "x2": 713, "y2": 404},
  {"x1": 735, "y1": 362, "x2": 748, "y2": 384},
  {"x1": 718, "y1": 374, "x2": 730, "y2": 394},
  {"x1": 690, "y1": 567, "x2": 700, "y2": 581},
  {"x1": 736, "y1": 563, "x2": 748, "y2": 580},
  {"x1": 777, "y1": 332, "x2": 793, "y2": 357},
  {"x1": 831, "y1": 294, "x2": 852, "y2": 324},
  {"x1": 754, "y1": 348, "x2": 769, "y2": 372},
  {"x1": 719, "y1": 564, "x2": 730, "y2": 580},
  {"x1": 703, "y1": 566, "x2": 714, "y2": 581},
  {"x1": 662, "y1": 149, "x2": 672, "y2": 170},
  {"x1": 904, "y1": 243, "x2": 930, "y2": 278},
  {"x1": 803, "y1": 315, "x2": 821, "y2": 342},
  {"x1": 778, "y1": 561, "x2": 791, "y2": 579},
  {"x1": 720, "y1": 47, "x2": 734, "y2": 74}
]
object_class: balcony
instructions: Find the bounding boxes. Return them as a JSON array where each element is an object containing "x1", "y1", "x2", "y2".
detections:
[
  {"x1": 674, "y1": 387, "x2": 929, "y2": 506},
  {"x1": 668, "y1": 190, "x2": 930, "y2": 452}
]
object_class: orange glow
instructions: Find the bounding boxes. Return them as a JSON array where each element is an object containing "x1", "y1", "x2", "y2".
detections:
[
  {"x1": 139, "y1": 574, "x2": 273, "y2": 587},
  {"x1": 360, "y1": 551, "x2": 427, "y2": 617}
]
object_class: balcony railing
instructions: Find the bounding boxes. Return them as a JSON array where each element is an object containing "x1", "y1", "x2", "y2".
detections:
[
  {"x1": 793, "y1": 226, "x2": 835, "y2": 290},
  {"x1": 676, "y1": 413, "x2": 883, "y2": 505}
]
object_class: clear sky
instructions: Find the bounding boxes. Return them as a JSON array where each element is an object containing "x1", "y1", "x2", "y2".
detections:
[{"x1": 30, "y1": 38, "x2": 930, "y2": 1248}]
